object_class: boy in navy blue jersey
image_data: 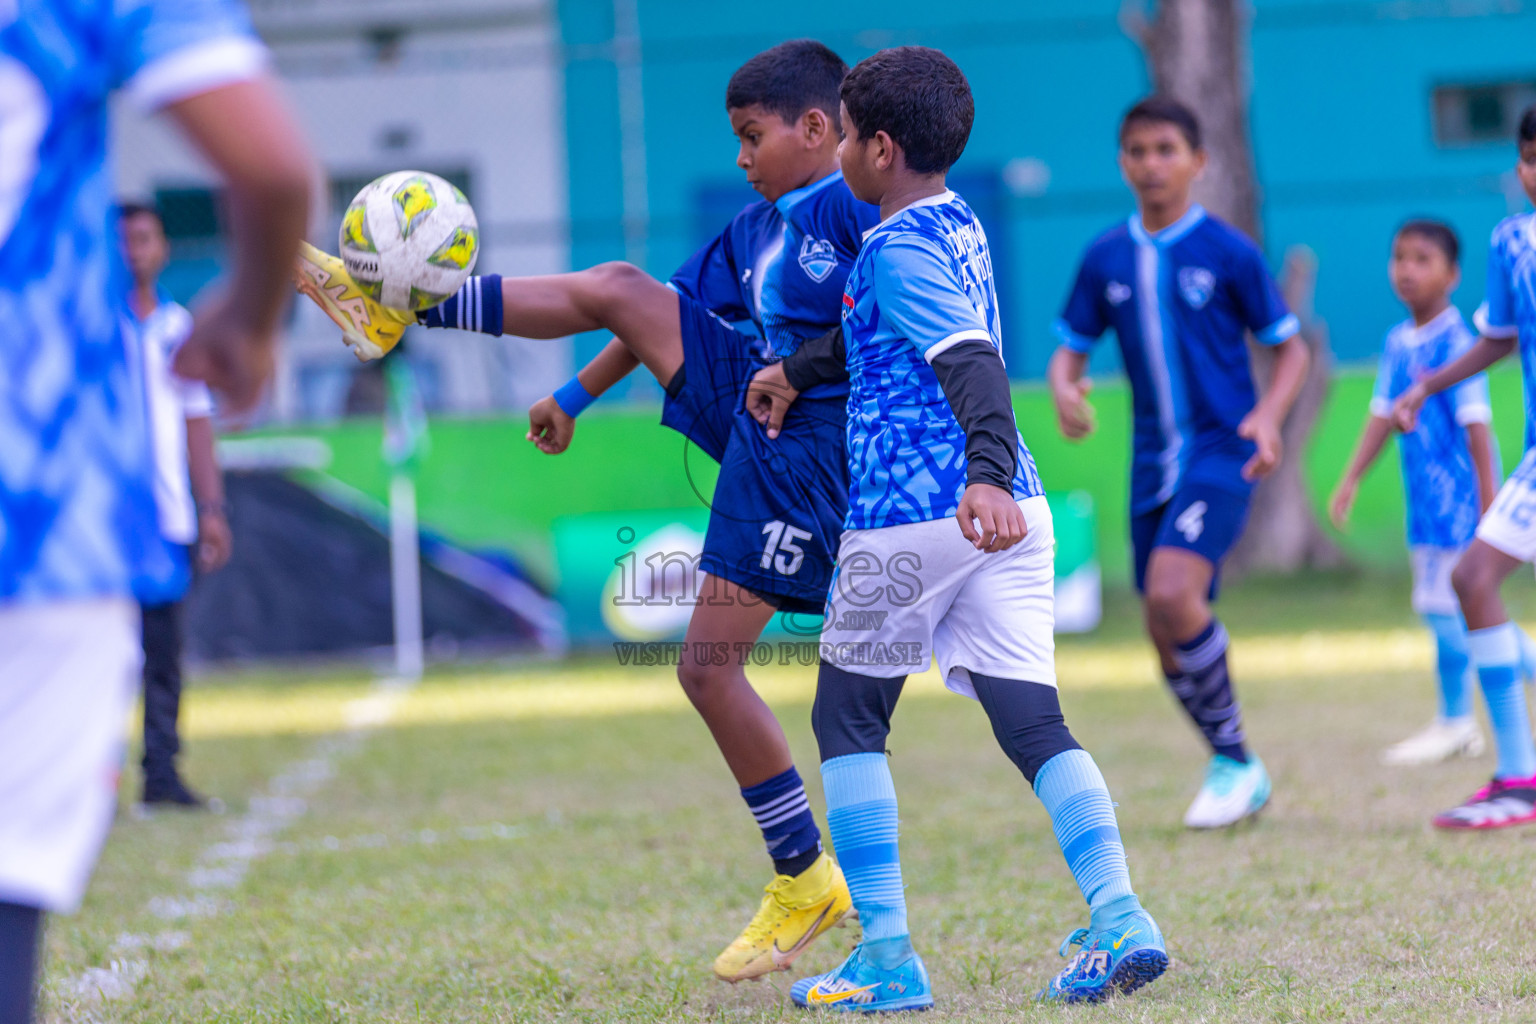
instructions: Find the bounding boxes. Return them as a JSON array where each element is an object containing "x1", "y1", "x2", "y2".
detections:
[
  {"x1": 294, "y1": 40, "x2": 879, "y2": 982},
  {"x1": 1047, "y1": 97, "x2": 1310, "y2": 830},
  {"x1": 750, "y1": 46, "x2": 1167, "y2": 1010}
]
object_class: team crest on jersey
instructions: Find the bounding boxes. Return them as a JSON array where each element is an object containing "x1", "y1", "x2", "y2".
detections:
[
  {"x1": 799, "y1": 236, "x2": 838, "y2": 282},
  {"x1": 1178, "y1": 267, "x2": 1216, "y2": 310},
  {"x1": 1105, "y1": 281, "x2": 1131, "y2": 306}
]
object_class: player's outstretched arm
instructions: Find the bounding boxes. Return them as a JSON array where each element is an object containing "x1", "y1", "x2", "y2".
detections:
[
  {"x1": 1329, "y1": 414, "x2": 1392, "y2": 530},
  {"x1": 1238, "y1": 334, "x2": 1310, "y2": 481},
  {"x1": 165, "y1": 79, "x2": 315, "y2": 412},
  {"x1": 1393, "y1": 335, "x2": 1516, "y2": 432},
  {"x1": 1046, "y1": 346, "x2": 1095, "y2": 440},
  {"x1": 930, "y1": 341, "x2": 1026, "y2": 553},
  {"x1": 527, "y1": 338, "x2": 641, "y2": 454}
]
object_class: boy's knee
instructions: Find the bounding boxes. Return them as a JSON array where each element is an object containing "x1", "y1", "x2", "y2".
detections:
[
  {"x1": 576, "y1": 261, "x2": 652, "y2": 316},
  {"x1": 812, "y1": 664, "x2": 904, "y2": 761},
  {"x1": 676, "y1": 657, "x2": 728, "y2": 703},
  {"x1": 1451, "y1": 557, "x2": 1488, "y2": 602}
]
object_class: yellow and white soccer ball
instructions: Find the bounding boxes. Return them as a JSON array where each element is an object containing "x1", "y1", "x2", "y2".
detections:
[{"x1": 339, "y1": 170, "x2": 480, "y2": 311}]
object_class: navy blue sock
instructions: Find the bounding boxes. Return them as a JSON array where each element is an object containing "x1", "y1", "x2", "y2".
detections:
[
  {"x1": 1172, "y1": 620, "x2": 1249, "y2": 764},
  {"x1": 742, "y1": 766, "x2": 823, "y2": 877},
  {"x1": 416, "y1": 274, "x2": 504, "y2": 334},
  {"x1": 0, "y1": 901, "x2": 41, "y2": 1024}
]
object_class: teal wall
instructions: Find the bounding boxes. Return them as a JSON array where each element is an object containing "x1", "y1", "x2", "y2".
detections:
[{"x1": 556, "y1": 0, "x2": 1536, "y2": 382}]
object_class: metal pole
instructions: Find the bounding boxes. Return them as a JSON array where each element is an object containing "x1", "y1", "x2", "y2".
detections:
[{"x1": 389, "y1": 471, "x2": 424, "y2": 680}]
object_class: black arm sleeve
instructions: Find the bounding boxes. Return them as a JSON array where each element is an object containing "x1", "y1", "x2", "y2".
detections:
[
  {"x1": 781, "y1": 324, "x2": 848, "y2": 392},
  {"x1": 929, "y1": 340, "x2": 1018, "y2": 491}
]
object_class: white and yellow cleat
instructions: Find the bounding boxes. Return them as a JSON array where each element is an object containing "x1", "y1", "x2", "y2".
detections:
[
  {"x1": 292, "y1": 240, "x2": 413, "y2": 362},
  {"x1": 713, "y1": 852, "x2": 853, "y2": 983}
]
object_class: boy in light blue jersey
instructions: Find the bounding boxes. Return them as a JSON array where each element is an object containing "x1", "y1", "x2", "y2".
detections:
[
  {"x1": 0, "y1": 1, "x2": 313, "y2": 1017},
  {"x1": 1331, "y1": 220, "x2": 1519, "y2": 767},
  {"x1": 1393, "y1": 105, "x2": 1536, "y2": 830},
  {"x1": 751, "y1": 46, "x2": 1167, "y2": 1009},
  {"x1": 1048, "y1": 97, "x2": 1312, "y2": 830}
]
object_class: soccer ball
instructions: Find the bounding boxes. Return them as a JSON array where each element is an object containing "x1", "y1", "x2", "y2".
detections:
[{"x1": 339, "y1": 170, "x2": 480, "y2": 311}]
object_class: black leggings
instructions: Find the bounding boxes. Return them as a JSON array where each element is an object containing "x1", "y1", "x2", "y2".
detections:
[{"x1": 0, "y1": 901, "x2": 41, "y2": 1024}]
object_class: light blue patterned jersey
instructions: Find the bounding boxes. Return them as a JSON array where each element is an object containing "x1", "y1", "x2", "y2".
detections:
[
  {"x1": 0, "y1": 0, "x2": 265, "y2": 601},
  {"x1": 1475, "y1": 212, "x2": 1536, "y2": 452},
  {"x1": 1369, "y1": 307, "x2": 1492, "y2": 548},
  {"x1": 840, "y1": 191, "x2": 1043, "y2": 530}
]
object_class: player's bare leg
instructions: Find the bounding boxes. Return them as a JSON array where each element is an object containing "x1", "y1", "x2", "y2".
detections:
[
  {"x1": 679, "y1": 574, "x2": 852, "y2": 981},
  {"x1": 1451, "y1": 540, "x2": 1524, "y2": 630},
  {"x1": 1144, "y1": 547, "x2": 1269, "y2": 828}
]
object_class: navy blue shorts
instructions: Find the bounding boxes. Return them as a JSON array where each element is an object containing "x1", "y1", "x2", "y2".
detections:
[
  {"x1": 659, "y1": 294, "x2": 847, "y2": 615},
  {"x1": 1130, "y1": 482, "x2": 1251, "y2": 599}
]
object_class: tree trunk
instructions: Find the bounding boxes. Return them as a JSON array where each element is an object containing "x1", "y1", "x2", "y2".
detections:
[{"x1": 1126, "y1": 0, "x2": 1343, "y2": 573}]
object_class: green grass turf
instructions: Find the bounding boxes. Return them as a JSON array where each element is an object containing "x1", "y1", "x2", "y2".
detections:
[{"x1": 40, "y1": 573, "x2": 1536, "y2": 1023}]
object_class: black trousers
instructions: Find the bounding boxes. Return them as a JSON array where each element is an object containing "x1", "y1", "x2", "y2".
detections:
[{"x1": 140, "y1": 597, "x2": 186, "y2": 786}]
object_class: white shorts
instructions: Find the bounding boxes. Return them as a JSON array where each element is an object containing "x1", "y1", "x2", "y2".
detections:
[
  {"x1": 1477, "y1": 448, "x2": 1536, "y2": 563},
  {"x1": 821, "y1": 495, "x2": 1055, "y2": 697},
  {"x1": 0, "y1": 598, "x2": 139, "y2": 912},
  {"x1": 1409, "y1": 545, "x2": 1466, "y2": 617}
]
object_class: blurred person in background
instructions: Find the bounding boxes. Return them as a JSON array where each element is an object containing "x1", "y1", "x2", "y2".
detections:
[
  {"x1": 120, "y1": 202, "x2": 234, "y2": 810},
  {"x1": 0, "y1": 2, "x2": 313, "y2": 1022}
]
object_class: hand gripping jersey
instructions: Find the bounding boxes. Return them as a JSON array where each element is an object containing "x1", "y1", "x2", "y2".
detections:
[
  {"x1": 839, "y1": 191, "x2": 1043, "y2": 530},
  {"x1": 1475, "y1": 212, "x2": 1536, "y2": 451},
  {"x1": 1369, "y1": 307, "x2": 1493, "y2": 549},
  {"x1": 1053, "y1": 205, "x2": 1299, "y2": 515},
  {"x1": 668, "y1": 170, "x2": 879, "y2": 400},
  {"x1": 0, "y1": 0, "x2": 265, "y2": 601}
]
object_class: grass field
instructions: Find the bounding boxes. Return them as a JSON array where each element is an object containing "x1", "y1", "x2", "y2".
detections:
[{"x1": 40, "y1": 572, "x2": 1536, "y2": 1023}]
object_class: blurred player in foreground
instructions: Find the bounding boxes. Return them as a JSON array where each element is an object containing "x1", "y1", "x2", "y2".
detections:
[
  {"x1": 1331, "y1": 220, "x2": 1534, "y2": 766},
  {"x1": 1393, "y1": 105, "x2": 1536, "y2": 830},
  {"x1": 1047, "y1": 97, "x2": 1310, "y2": 829},
  {"x1": 293, "y1": 40, "x2": 878, "y2": 982},
  {"x1": 0, "y1": 2, "x2": 312, "y2": 1020},
  {"x1": 121, "y1": 201, "x2": 234, "y2": 810},
  {"x1": 750, "y1": 46, "x2": 1168, "y2": 1009}
]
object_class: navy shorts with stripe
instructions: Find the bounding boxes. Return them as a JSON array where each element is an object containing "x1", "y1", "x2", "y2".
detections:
[
  {"x1": 660, "y1": 293, "x2": 847, "y2": 615},
  {"x1": 1131, "y1": 481, "x2": 1251, "y2": 599}
]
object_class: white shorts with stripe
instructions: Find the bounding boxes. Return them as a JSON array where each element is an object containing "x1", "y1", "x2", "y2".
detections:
[
  {"x1": 821, "y1": 495, "x2": 1055, "y2": 697},
  {"x1": 1409, "y1": 545, "x2": 1466, "y2": 617},
  {"x1": 1477, "y1": 448, "x2": 1536, "y2": 564},
  {"x1": 0, "y1": 598, "x2": 139, "y2": 912}
]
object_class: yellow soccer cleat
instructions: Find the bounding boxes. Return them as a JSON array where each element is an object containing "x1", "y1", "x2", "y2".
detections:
[
  {"x1": 293, "y1": 240, "x2": 413, "y2": 362},
  {"x1": 713, "y1": 851, "x2": 853, "y2": 983}
]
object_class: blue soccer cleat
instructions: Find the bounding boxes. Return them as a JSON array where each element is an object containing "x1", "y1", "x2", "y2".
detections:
[
  {"x1": 1038, "y1": 910, "x2": 1169, "y2": 1004},
  {"x1": 791, "y1": 944, "x2": 934, "y2": 1013}
]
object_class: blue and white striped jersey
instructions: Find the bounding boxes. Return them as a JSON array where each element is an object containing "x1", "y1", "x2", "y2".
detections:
[
  {"x1": 0, "y1": 0, "x2": 265, "y2": 601},
  {"x1": 1475, "y1": 212, "x2": 1536, "y2": 452},
  {"x1": 1054, "y1": 205, "x2": 1298, "y2": 514},
  {"x1": 840, "y1": 191, "x2": 1043, "y2": 530},
  {"x1": 1369, "y1": 307, "x2": 1492, "y2": 549},
  {"x1": 669, "y1": 170, "x2": 880, "y2": 401}
]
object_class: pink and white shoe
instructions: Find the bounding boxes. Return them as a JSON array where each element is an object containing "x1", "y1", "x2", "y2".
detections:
[{"x1": 1432, "y1": 776, "x2": 1536, "y2": 830}]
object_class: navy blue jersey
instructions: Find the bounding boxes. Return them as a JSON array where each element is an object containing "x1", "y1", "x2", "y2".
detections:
[
  {"x1": 1476, "y1": 212, "x2": 1536, "y2": 452},
  {"x1": 841, "y1": 191, "x2": 1043, "y2": 529},
  {"x1": 0, "y1": 0, "x2": 265, "y2": 601},
  {"x1": 669, "y1": 171, "x2": 879, "y2": 401},
  {"x1": 1053, "y1": 205, "x2": 1299, "y2": 515}
]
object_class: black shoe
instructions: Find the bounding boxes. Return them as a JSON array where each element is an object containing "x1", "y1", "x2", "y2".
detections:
[{"x1": 141, "y1": 776, "x2": 210, "y2": 809}]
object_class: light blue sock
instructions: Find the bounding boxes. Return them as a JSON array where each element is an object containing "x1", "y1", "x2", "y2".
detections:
[
  {"x1": 822, "y1": 754, "x2": 911, "y2": 968},
  {"x1": 1033, "y1": 749, "x2": 1140, "y2": 934},
  {"x1": 1469, "y1": 623, "x2": 1536, "y2": 780},
  {"x1": 1423, "y1": 613, "x2": 1472, "y2": 720}
]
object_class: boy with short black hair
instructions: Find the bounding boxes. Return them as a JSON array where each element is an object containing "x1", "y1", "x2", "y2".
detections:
[
  {"x1": 1392, "y1": 103, "x2": 1536, "y2": 830},
  {"x1": 1330, "y1": 219, "x2": 1513, "y2": 766},
  {"x1": 1047, "y1": 96, "x2": 1311, "y2": 830},
  {"x1": 295, "y1": 39, "x2": 879, "y2": 980},
  {"x1": 752, "y1": 45, "x2": 1167, "y2": 1010}
]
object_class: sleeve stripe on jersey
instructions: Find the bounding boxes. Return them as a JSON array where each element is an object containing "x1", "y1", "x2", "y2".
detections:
[
  {"x1": 1368, "y1": 397, "x2": 1391, "y2": 418},
  {"x1": 923, "y1": 329, "x2": 993, "y2": 364},
  {"x1": 1051, "y1": 318, "x2": 1098, "y2": 355},
  {"x1": 1474, "y1": 304, "x2": 1520, "y2": 339},
  {"x1": 1455, "y1": 402, "x2": 1493, "y2": 426},
  {"x1": 126, "y1": 36, "x2": 268, "y2": 112},
  {"x1": 1256, "y1": 313, "x2": 1301, "y2": 346}
]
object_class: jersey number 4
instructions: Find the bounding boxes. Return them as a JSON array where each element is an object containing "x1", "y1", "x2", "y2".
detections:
[{"x1": 760, "y1": 520, "x2": 812, "y2": 576}]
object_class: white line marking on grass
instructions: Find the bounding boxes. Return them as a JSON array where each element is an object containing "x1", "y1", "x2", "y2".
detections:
[{"x1": 58, "y1": 674, "x2": 418, "y2": 1016}]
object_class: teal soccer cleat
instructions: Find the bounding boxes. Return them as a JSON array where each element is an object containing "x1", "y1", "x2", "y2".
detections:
[
  {"x1": 791, "y1": 944, "x2": 934, "y2": 1013},
  {"x1": 1039, "y1": 910, "x2": 1169, "y2": 1004}
]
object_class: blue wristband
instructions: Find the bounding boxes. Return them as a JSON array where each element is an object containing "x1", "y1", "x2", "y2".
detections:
[{"x1": 552, "y1": 376, "x2": 598, "y2": 418}]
